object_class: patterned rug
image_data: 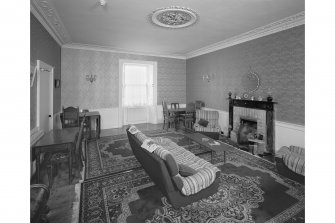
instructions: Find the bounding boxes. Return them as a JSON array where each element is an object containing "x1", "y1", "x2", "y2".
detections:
[
  {"x1": 85, "y1": 130, "x2": 211, "y2": 180},
  {"x1": 80, "y1": 144, "x2": 305, "y2": 223}
]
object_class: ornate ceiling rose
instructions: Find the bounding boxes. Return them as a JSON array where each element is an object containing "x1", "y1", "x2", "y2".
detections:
[{"x1": 150, "y1": 6, "x2": 198, "y2": 29}]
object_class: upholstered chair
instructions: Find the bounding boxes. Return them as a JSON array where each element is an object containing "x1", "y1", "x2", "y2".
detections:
[{"x1": 193, "y1": 110, "x2": 221, "y2": 139}]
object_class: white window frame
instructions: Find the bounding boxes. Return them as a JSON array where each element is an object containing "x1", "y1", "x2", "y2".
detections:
[{"x1": 118, "y1": 59, "x2": 157, "y2": 127}]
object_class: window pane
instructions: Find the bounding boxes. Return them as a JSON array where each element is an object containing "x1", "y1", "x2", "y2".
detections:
[
  {"x1": 124, "y1": 65, "x2": 147, "y2": 85},
  {"x1": 123, "y1": 63, "x2": 150, "y2": 107}
]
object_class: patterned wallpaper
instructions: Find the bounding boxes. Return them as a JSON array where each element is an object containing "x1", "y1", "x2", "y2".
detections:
[
  {"x1": 186, "y1": 25, "x2": 305, "y2": 125},
  {"x1": 61, "y1": 48, "x2": 186, "y2": 109},
  {"x1": 30, "y1": 13, "x2": 62, "y2": 129}
]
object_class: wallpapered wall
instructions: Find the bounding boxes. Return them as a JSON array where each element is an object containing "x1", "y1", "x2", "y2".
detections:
[
  {"x1": 30, "y1": 13, "x2": 61, "y2": 129},
  {"x1": 61, "y1": 48, "x2": 186, "y2": 109},
  {"x1": 186, "y1": 25, "x2": 305, "y2": 125}
]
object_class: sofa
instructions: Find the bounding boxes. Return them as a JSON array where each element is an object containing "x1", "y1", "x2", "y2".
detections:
[
  {"x1": 276, "y1": 145, "x2": 305, "y2": 176},
  {"x1": 193, "y1": 110, "x2": 221, "y2": 139},
  {"x1": 126, "y1": 126, "x2": 221, "y2": 208}
]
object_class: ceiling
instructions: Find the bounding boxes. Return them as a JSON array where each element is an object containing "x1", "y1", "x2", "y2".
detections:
[{"x1": 31, "y1": 0, "x2": 305, "y2": 58}]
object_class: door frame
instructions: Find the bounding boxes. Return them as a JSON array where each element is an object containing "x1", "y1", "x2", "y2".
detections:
[
  {"x1": 36, "y1": 60, "x2": 54, "y2": 132},
  {"x1": 118, "y1": 59, "x2": 157, "y2": 127}
]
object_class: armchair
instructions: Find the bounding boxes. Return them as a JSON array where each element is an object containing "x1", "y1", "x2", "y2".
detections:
[{"x1": 193, "y1": 110, "x2": 221, "y2": 139}]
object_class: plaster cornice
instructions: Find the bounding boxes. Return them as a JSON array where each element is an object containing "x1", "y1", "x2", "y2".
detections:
[
  {"x1": 30, "y1": 0, "x2": 304, "y2": 60},
  {"x1": 185, "y1": 11, "x2": 305, "y2": 59},
  {"x1": 31, "y1": 0, "x2": 71, "y2": 45},
  {"x1": 62, "y1": 43, "x2": 187, "y2": 60}
]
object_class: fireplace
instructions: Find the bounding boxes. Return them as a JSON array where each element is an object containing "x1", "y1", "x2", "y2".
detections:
[
  {"x1": 228, "y1": 93, "x2": 276, "y2": 154},
  {"x1": 237, "y1": 118, "x2": 257, "y2": 145}
]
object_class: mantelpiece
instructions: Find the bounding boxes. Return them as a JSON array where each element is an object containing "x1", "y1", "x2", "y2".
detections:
[{"x1": 228, "y1": 93, "x2": 277, "y2": 154}]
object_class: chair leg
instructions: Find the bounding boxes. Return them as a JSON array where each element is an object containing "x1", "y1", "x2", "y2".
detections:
[
  {"x1": 163, "y1": 119, "x2": 166, "y2": 130},
  {"x1": 47, "y1": 164, "x2": 54, "y2": 188}
]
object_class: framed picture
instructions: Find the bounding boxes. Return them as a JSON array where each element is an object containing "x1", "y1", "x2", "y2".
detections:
[{"x1": 54, "y1": 79, "x2": 61, "y2": 88}]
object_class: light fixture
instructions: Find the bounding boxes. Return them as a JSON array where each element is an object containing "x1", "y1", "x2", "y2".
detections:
[
  {"x1": 86, "y1": 74, "x2": 97, "y2": 83},
  {"x1": 99, "y1": 0, "x2": 106, "y2": 6},
  {"x1": 202, "y1": 75, "x2": 210, "y2": 82},
  {"x1": 202, "y1": 74, "x2": 214, "y2": 82},
  {"x1": 150, "y1": 6, "x2": 198, "y2": 29}
]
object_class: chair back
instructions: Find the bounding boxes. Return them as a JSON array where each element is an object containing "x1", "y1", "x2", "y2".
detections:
[
  {"x1": 185, "y1": 102, "x2": 195, "y2": 113},
  {"x1": 195, "y1": 110, "x2": 219, "y2": 126},
  {"x1": 62, "y1": 106, "x2": 79, "y2": 128},
  {"x1": 170, "y1": 102, "x2": 180, "y2": 109},
  {"x1": 162, "y1": 101, "x2": 169, "y2": 115},
  {"x1": 195, "y1": 100, "x2": 205, "y2": 110}
]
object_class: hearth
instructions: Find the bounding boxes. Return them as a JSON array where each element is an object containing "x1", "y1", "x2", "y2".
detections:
[
  {"x1": 237, "y1": 118, "x2": 257, "y2": 145},
  {"x1": 227, "y1": 93, "x2": 276, "y2": 154}
]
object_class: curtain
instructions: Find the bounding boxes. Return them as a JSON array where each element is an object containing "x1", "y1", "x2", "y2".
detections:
[{"x1": 123, "y1": 64, "x2": 153, "y2": 107}]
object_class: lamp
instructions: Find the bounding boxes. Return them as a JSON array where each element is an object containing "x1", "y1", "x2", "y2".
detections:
[{"x1": 86, "y1": 74, "x2": 97, "y2": 83}]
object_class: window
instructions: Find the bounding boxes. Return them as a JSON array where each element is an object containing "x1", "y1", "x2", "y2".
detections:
[{"x1": 122, "y1": 63, "x2": 153, "y2": 107}]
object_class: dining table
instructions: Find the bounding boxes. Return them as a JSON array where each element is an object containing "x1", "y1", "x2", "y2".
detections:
[
  {"x1": 168, "y1": 107, "x2": 186, "y2": 130},
  {"x1": 81, "y1": 111, "x2": 101, "y2": 139},
  {"x1": 60, "y1": 111, "x2": 101, "y2": 139},
  {"x1": 32, "y1": 127, "x2": 79, "y2": 184}
]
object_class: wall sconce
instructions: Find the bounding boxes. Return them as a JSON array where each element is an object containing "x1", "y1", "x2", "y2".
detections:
[
  {"x1": 202, "y1": 73, "x2": 214, "y2": 82},
  {"x1": 86, "y1": 74, "x2": 97, "y2": 83}
]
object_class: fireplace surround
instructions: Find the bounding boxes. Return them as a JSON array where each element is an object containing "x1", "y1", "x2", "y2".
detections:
[{"x1": 228, "y1": 93, "x2": 276, "y2": 154}]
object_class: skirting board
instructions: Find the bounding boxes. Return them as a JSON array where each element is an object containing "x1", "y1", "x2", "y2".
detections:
[{"x1": 202, "y1": 107, "x2": 305, "y2": 153}]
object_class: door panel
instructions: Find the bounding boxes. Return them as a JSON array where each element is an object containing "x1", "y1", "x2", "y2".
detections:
[
  {"x1": 39, "y1": 71, "x2": 50, "y2": 132},
  {"x1": 37, "y1": 60, "x2": 53, "y2": 133}
]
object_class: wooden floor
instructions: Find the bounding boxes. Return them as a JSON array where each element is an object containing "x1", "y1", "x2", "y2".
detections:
[{"x1": 44, "y1": 122, "x2": 303, "y2": 222}]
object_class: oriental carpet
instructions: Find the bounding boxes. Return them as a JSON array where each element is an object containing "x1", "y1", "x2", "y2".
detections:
[
  {"x1": 80, "y1": 131, "x2": 304, "y2": 223},
  {"x1": 85, "y1": 130, "x2": 210, "y2": 180}
]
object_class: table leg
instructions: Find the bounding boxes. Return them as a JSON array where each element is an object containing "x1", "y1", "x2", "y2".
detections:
[
  {"x1": 88, "y1": 117, "x2": 92, "y2": 139},
  {"x1": 97, "y1": 116, "x2": 101, "y2": 139},
  {"x1": 68, "y1": 144, "x2": 72, "y2": 185},
  {"x1": 36, "y1": 151, "x2": 40, "y2": 183}
]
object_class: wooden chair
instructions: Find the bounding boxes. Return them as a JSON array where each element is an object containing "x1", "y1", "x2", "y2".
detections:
[
  {"x1": 170, "y1": 102, "x2": 180, "y2": 109},
  {"x1": 62, "y1": 106, "x2": 79, "y2": 128},
  {"x1": 47, "y1": 117, "x2": 86, "y2": 187},
  {"x1": 195, "y1": 100, "x2": 205, "y2": 110},
  {"x1": 179, "y1": 102, "x2": 195, "y2": 130},
  {"x1": 81, "y1": 109, "x2": 90, "y2": 138},
  {"x1": 162, "y1": 101, "x2": 176, "y2": 130}
]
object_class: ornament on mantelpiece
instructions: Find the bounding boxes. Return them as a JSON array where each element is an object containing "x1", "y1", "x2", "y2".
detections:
[
  {"x1": 257, "y1": 96, "x2": 263, "y2": 101},
  {"x1": 266, "y1": 87, "x2": 273, "y2": 102}
]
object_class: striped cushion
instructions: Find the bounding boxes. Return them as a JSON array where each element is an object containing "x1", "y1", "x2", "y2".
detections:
[
  {"x1": 153, "y1": 137, "x2": 220, "y2": 196},
  {"x1": 277, "y1": 145, "x2": 305, "y2": 176},
  {"x1": 134, "y1": 132, "x2": 148, "y2": 143},
  {"x1": 283, "y1": 153, "x2": 305, "y2": 176},
  {"x1": 289, "y1": 145, "x2": 305, "y2": 156},
  {"x1": 153, "y1": 146, "x2": 179, "y2": 176}
]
